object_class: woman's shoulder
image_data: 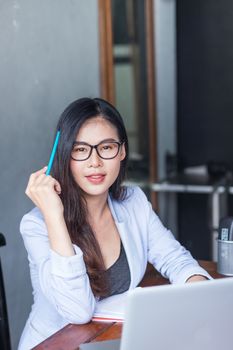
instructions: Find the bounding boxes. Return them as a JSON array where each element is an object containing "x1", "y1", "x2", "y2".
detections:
[
  {"x1": 110, "y1": 186, "x2": 148, "y2": 213},
  {"x1": 109, "y1": 186, "x2": 150, "y2": 223},
  {"x1": 20, "y1": 207, "x2": 46, "y2": 236},
  {"x1": 123, "y1": 185, "x2": 148, "y2": 202},
  {"x1": 21, "y1": 206, "x2": 44, "y2": 222}
]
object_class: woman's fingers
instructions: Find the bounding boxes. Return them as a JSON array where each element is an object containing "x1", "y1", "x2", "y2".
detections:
[
  {"x1": 25, "y1": 167, "x2": 63, "y2": 215},
  {"x1": 25, "y1": 166, "x2": 61, "y2": 198},
  {"x1": 54, "y1": 180, "x2": 62, "y2": 194},
  {"x1": 26, "y1": 166, "x2": 48, "y2": 194},
  {"x1": 29, "y1": 166, "x2": 48, "y2": 181}
]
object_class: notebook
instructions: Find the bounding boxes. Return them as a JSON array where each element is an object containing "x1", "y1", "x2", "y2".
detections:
[
  {"x1": 92, "y1": 292, "x2": 126, "y2": 322},
  {"x1": 80, "y1": 277, "x2": 233, "y2": 350}
]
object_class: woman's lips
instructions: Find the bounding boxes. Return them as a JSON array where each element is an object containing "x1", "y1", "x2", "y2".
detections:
[{"x1": 86, "y1": 174, "x2": 106, "y2": 184}]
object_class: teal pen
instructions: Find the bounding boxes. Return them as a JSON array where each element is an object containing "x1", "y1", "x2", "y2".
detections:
[{"x1": 46, "y1": 131, "x2": 61, "y2": 175}]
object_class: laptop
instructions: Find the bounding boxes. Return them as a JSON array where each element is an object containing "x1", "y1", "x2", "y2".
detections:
[{"x1": 80, "y1": 277, "x2": 233, "y2": 350}]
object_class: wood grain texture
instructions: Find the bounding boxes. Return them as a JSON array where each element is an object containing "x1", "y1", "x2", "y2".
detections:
[
  {"x1": 98, "y1": 0, "x2": 115, "y2": 103},
  {"x1": 32, "y1": 322, "x2": 113, "y2": 350},
  {"x1": 92, "y1": 323, "x2": 122, "y2": 342},
  {"x1": 145, "y1": 0, "x2": 158, "y2": 210}
]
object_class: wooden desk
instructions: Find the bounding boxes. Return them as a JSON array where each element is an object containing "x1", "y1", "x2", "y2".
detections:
[{"x1": 33, "y1": 261, "x2": 224, "y2": 350}]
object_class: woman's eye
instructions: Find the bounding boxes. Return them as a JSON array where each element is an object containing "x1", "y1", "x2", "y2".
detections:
[
  {"x1": 101, "y1": 143, "x2": 115, "y2": 151},
  {"x1": 74, "y1": 147, "x2": 87, "y2": 153}
]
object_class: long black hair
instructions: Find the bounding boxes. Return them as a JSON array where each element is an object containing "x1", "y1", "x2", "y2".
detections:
[{"x1": 52, "y1": 97, "x2": 129, "y2": 296}]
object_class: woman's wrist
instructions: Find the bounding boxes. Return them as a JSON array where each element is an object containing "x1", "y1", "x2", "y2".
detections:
[
  {"x1": 44, "y1": 213, "x2": 75, "y2": 257},
  {"x1": 43, "y1": 210, "x2": 65, "y2": 225}
]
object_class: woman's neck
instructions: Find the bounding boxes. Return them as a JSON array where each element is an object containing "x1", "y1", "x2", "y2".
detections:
[{"x1": 85, "y1": 192, "x2": 109, "y2": 224}]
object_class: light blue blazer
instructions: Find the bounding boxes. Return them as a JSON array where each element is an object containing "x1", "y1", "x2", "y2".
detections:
[{"x1": 18, "y1": 186, "x2": 211, "y2": 349}]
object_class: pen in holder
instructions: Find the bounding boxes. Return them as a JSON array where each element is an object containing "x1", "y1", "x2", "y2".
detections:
[{"x1": 217, "y1": 217, "x2": 233, "y2": 276}]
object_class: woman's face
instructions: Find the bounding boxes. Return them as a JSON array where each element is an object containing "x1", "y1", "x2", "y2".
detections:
[{"x1": 70, "y1": 116, "x2": 126, "y2": 199}]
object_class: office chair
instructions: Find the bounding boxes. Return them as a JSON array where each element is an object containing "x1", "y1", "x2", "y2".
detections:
[{"x1": 0, "y1": 233, "x2": 11, "y2": 350}]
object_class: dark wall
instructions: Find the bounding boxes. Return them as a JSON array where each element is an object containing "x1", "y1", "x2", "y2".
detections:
[
  {"x1": 177, "y1": 0, "x2": 233, "y2": 169},
  {"x1": 176, "y1": 1, "x2": 233, "y2": 259}
]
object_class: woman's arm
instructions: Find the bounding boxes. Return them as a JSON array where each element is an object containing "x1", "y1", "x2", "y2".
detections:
[
  {"x1": 20, "y1": 210, "x2": 96, "y2": 324},
  {"x1": 25, "y1": 166, "x2": 74, "y2": 256},
  {"x1": 133, "y1": 188, "x2": 212, "y2": 283},
  {"x1": 146, "y1": 207, "x2": 212, "y2": 283},
  {"x1": 22, "y1": 167, "x2": 96, "y2": 323}
]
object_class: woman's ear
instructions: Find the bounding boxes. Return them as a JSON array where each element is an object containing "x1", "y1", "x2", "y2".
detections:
[{"x1": 120, "y1": 143, "x2": 126, "y2": 161}]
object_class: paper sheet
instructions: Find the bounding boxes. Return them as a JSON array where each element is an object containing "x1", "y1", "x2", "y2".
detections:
[{"x1": 92, "y1": 292, "x2": 128, "y2": 322}]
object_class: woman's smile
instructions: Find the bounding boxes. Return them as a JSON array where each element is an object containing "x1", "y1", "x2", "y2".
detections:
[{"x1": 85, "y1": 173, "x2": 106, "y2": 184}]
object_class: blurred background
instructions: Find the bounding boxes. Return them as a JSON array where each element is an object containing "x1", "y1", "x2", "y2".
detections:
[{"x1": 1, "y1": 1, "x2": 233, "y2": 348}]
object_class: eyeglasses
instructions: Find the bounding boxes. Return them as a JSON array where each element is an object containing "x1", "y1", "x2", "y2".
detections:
[{"x1": 71, "y1": 140, "x2": 124, "y2": 161}]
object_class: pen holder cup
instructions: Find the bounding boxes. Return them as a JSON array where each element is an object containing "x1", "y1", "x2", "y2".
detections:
[{"x1": 217, "y1": 240, "x2": 233, "y2": 276}]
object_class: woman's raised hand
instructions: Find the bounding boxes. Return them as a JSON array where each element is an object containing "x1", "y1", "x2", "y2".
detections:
[
  {"x1": 26, "y1": 166, "x2": 75, "y2": 256},
  {"x1": 25, "y1": 166, "x2": 64, "y2": 218}
]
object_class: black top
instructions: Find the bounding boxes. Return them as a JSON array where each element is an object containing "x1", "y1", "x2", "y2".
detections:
[{"x1": 102, "y1": 241, "x2": 131, "y2": 299}]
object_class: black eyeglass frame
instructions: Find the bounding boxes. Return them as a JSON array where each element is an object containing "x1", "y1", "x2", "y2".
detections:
[{"x1": 71, "y1": 140, "x2": 124, "y2": 161}]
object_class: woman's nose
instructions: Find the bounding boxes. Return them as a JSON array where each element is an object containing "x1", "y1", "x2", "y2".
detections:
[{"x1": 88, "y1": 148, "x2": 103, "y2": 167}]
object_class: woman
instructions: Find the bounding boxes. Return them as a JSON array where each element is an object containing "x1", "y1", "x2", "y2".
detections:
[{"x1": 19, "y1": 97, "x2": 210, "y2": 349}]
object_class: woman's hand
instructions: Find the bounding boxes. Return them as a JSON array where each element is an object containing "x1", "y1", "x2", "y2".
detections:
[
  {"x1": 25, "y1": 166, "x2": 64, "y2": 219},
  {"x1": 186, "y1": 275, "x2": 208, "y2": 283}
]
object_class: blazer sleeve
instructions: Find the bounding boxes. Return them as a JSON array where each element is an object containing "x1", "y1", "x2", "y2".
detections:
[
  {"x1": 136, "y1": 189, "x2": 212, "y2": 283},
  {"x1": 20, "y1": 210, "x2": 96, "y2": 324}
]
